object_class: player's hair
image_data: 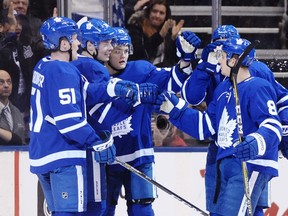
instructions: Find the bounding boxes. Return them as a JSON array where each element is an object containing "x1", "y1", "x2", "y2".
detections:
[{"x1": 222, "y1": 38, "x2": 255, "y2": 67}]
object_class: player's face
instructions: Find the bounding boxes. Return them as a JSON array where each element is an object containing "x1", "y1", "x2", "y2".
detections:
[
  {"x1": 149, "y1": 4, "x2": 167, "y2": 28},
  {"x1": 219, "y1": 52, "x2": 232, "y2": 77},
  {"x1": 71, "y1": 34, "x2": 80, "y2": 61},
  {"x1": 97, "y1": 40, "x2": 114, "y2": 62},
  {"x1": 0, "y1": 70, "x2": 12, "y2": 100},
  {"x1": 109, "y1": 45, "x2": 129, "y2": 70}
]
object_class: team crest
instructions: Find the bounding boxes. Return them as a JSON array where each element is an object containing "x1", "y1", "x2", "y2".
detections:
[
  {"x1": 112, "y1": 116, "x2": 133, "y2": 138},
  {"x1": 217, "y1": 107, "x2": 237, "y2": 149}
]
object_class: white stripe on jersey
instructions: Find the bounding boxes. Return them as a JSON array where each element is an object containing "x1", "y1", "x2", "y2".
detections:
[
  {"x1": 59, "y1": 119, "x2": 88, "y2": 134},
  {"x1": 76, "y1": 165, "x2": 85, "y2": 212},
  {"x1": 247, "y1": 159, "x2": 278, "y2": 170},
  {"x1": 89, "y1": 103, "x2": 104, "y2": 116},
  {"x1": 238, "y1": 171, "x2": 258, "y2": 216},
  {"x1": 114, "y1": 148, "x2": 154, "y2": 164},
  {"x1": 171, "y1": 66, "x2": 182, "y2": 88},
  {"x1": 276, "y1": 95, "x2": 288, "y2": 105},
  {"x1": 99, "y1": 102, "x2": 112, "y2": 124},
  {"x1": 54, "y1": 112, "x2": 82, "y2": 121},
  {"x1": 30, "y1": 150, "x2": 86, "y2": 167}
]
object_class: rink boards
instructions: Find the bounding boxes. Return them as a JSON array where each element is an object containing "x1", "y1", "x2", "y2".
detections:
[{"x1": 0, "y1": 146, "x2": 287, "y2": 216}]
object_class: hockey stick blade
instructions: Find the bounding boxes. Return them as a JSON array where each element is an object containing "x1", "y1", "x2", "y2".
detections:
[
  {"x1": 115, "y1": 158, "x2": 208, "y2": 216},
  {"x1": 230, "y1": 39, "x2": 260, "y2": 216}
]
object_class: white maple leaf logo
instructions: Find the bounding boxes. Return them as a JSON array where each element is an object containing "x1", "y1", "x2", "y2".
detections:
[
  {"x1": 217, "y1": 107, "x2": 237, "y2": 149},
  {"x1": 111, "y1": 116, "x2": 134, "y2": 138}
]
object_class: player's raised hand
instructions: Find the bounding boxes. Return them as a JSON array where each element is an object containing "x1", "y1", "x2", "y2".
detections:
[
  {"x1": 196, "y1": 42, "x2": 222, "y2": 75},
  {"x1": 176, "y1": 31, "x2": 201, "y2": 62},
  {"x1": 91, "y1": 130, "x2": 116, "y2": 164},
  {"x1": 139, "y1": 83, "x2": 159, "y2": 104},
  {"x1": 234, "y1": 134, "x2": 266, "y2": 162},
  {"x1": 159, "y1": 91, "x2": 188, "y2": 119},
  {"x1": 107, "y1": 78, "x2": 139, "y2": 103}
]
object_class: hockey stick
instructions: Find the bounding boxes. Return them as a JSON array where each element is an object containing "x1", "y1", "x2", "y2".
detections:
[
  {"x1": 230, "y1": 40, "x2": 260, "y2": 216},
  {"x1": 115, "y1": 158, "x2": 209, "y2": 216}
]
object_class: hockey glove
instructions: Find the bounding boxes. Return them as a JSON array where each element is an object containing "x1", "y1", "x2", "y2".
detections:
[
  {"x1": 94, "y1": 144, "x2": 116, "y2": 164},
  {"x1": 234, "y1": 134, "x2": 266, "y2": 162},
  {"x1": 107, "y1": 78, "x2": 140, "y2": 103},
  {"x1": 176, "y1": 31, "x2": 201, "y2": 61},
  {"x1": 160, "y1": 91, "x2": 188, "y2": 119},
  {"x1": 139, "y1": 83, "x2": 160, "y2": 104},
  {"x1": 91, "y1": 130, "x2": 116, "y2": 164},
  {"x1": 197, "y1": 42, "x2": 222, "y2": 75},
  {"x1": 279, "y1": 125, "x2": 288, "y2": 159}
]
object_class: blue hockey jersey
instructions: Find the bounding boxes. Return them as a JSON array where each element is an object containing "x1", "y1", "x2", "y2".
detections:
[
  {"x1": 71, "y1": 55, "x2": 113, "y2": 106},
  {"x1": 29, "y1": 56, "x2": 100, "y2": 174},
  {"x1": 89, "y1": 60, "x2": 190, "y2": 168},
  {"x1": 172, "y1": 77, "x2": 282, "y2": 177}
]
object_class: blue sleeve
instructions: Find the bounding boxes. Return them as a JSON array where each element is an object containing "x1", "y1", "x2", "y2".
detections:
[{"x1": 47, "y1": 63, "x2": 100, "y2": 146}]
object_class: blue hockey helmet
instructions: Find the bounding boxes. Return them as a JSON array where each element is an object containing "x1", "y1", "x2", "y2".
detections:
[
  {"x1": 79, "y1": 18, "x2": 115, "y2": 49},
  {"x1": 212, "y1": 25, "x2": 240, "y2": 42},
  {"x1": 40, "y1": 17, "x2": 79, "y2": 50},
  {"x1": 222, "y1": 38, "x2": 255, "y2": 67},
  {"x1": 112, "y1": 27, "x2": 133, "y2": 54}
]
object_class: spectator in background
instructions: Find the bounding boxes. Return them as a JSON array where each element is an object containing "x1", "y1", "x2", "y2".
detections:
[
  {"x1": 0, "y1": 3, "x2": 45, "y2": 143},
  {"x1": 123, "y1": 0, "x2": 150, "y2": 26},
  {"x1": 126, "y1": 0, "x2": 184, "y2": 67},
  {"x1": 3, "y1": 0, "x2": 43, "y2": 44},
  {"x1": 0, "y1": 67, "x2": 25, "y2": 145}
]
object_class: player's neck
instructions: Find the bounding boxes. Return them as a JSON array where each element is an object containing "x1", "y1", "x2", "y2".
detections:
[
  {"x1": 237, "y1": 67, "x2": 250, "y2": 83},
  {"x1": 51, "y1": 51, "x2": 70, "y2": 62}
]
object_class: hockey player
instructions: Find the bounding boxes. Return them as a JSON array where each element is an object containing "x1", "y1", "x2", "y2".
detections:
[
  {"x1": 71, "y1": 18, "x2": 141, "y2": 216},
  {"x1": 157, "y1": 38, "x2": 282, "y2": 216},
  {"x1": 86, "y1": 27, "x2": 201, "y2": 215},
  {"x1": 181, "y1": 25, "x2": 288, "y2": 215},
  {"x1": 29, "y1": 16, "x2": 121, "y2": 216}
]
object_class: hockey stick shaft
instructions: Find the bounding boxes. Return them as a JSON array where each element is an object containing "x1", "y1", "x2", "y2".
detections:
[
  {"x1": 231, "y1": 40, "x2": 260, "y2": 216},
  {"x1": 115, "y1": 158, "x2": 208, "y2": 216}
]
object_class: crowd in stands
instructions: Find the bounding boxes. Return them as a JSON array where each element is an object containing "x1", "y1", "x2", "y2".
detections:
[{"x1": 0, "y1": 0, "x2": 286, "y2": 147}]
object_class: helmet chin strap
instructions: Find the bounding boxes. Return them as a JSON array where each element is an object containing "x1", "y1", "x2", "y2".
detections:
[
  {"x1": 85, "y1": 48, "x2": 99, "y2": 62},
  {"x1": 107, "y1": 61, "x2": 124, "y2": 75}
]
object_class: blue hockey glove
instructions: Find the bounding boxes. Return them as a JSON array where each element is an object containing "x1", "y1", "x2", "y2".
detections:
[
  {"x1": 94, "y1": 145, "x2": 116, "y2": 164},
  {"x1": 176, "y1": 31, "x2": 201, "y2": 61},
  {"x1": 279, "y1": 125, "x2": 288, "y2": 159},
  {"x1": 107, "y1": 78, "x2": 140, "y2": 103},
  {"x1": 159, "y1": 91, "x2": 188, "y2": 119},
  {"x1": 234, "y1": 134, "x2": 266, "y2": 162},
  {"x1": 91, "y1": 130, "x2": 116, "y2": 164},
  {"x1": 139, "y1": 83, "x2": 159, "y2": 104}
]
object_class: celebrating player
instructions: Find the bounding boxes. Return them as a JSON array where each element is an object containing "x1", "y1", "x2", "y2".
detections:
[
  {"x1": 157, "y1": 38, "x2": 282, "y2": 216},
  {"x1": 29, "y1": 17, "x2": 118, "y2": 216},
  {"x1": 181, "y1": 25, "x2": 288, "y2": 215},
  {"x1": 86, "y1": 27, "x2": 201, "y2": 215},
  {"x1": 71, "y1": 18, "x2": 140, "y2": 216}
]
